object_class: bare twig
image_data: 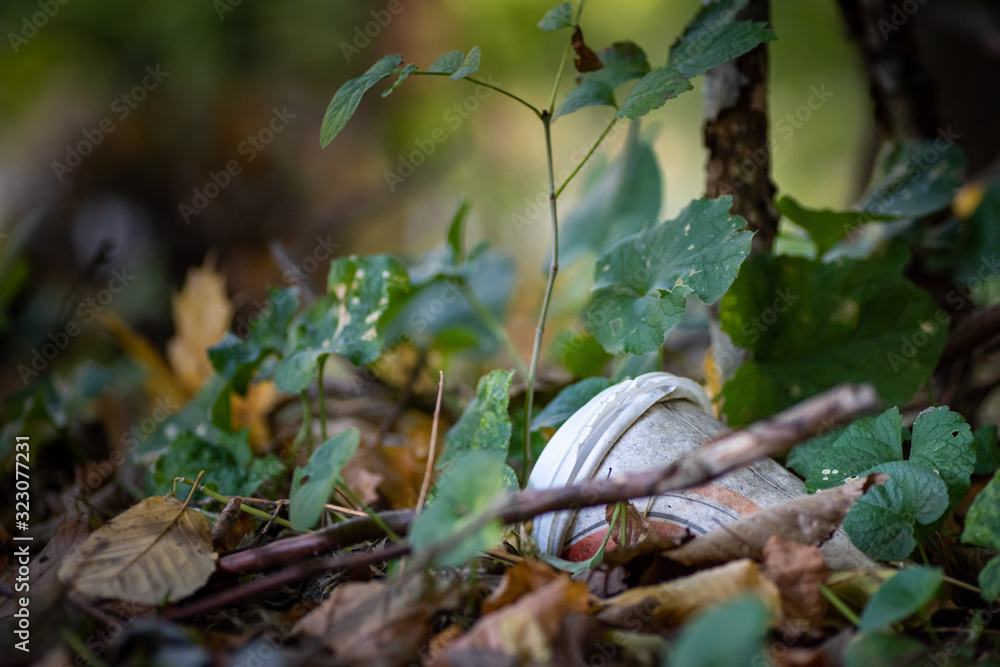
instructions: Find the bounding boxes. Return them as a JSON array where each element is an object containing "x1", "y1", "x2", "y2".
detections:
[{"x1": 416, "y1": 371, "x2": 445, "y2": 513}]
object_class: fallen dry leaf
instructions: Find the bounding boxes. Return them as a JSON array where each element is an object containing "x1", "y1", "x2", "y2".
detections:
[
  {"x1": 598, "y1": 559, "x2": 781, "y2": 630},
  {"x1": 295, "y1": 573, "x2": 465, "y2": 665},
  {"x1": 760, "y1": 535, "x2": 828, "y2": 629},
  {"x1": 666, "y1": 473, "x2": 888, "y2": 567},
  {"x1": 441, "y1": 575, "x2": 591, "y2": 665},
  {"x1": 571, "y1": 25, "x2": 603, "y2": 72},
  {"x1": 211, "y1": 497, "x2": 254, "y2": 551},
  {"x1": 0, "y1": 513, "x2": 90, "y2": 620},
  {"x1": 481, "y1": 559, "x2": 561, "y2": 615},
  {"x1": 604, "y1": 501, "x2": 650, "y2": 550},
  {"x1": 58, "y1": 495, "x2": 216, "y2": 605},
  {"x1": 166, "y1": 260, "x2": 233, "y2": 394}
]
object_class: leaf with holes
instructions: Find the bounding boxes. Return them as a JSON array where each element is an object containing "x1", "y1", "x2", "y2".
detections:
[{"x1": 585, "y1": 196, "x2": 752, "y2": 354}]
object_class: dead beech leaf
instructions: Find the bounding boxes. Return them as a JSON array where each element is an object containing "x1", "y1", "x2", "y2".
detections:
[
  {"x1": 442, "y1": 575, "x2": 591, "y2": 665},
  {"x1": 605, "y1": 501, "x2": 650, "y2": 549},
  {"x1": 599, "y1": 559, "x2": 780, "y2": 629},
  {"x1": 57, "y1": 495, "x2": 216, "y2": 605},
  {"x1": 166, "y1": 260, "x2": 233, "y2": 394},
  {"x1": 482, "y1": 559, "x2": 560, "y2": 615},
  {"x1": 760, "y1": 535, "x2": 828, "y2": 629},
  {"x1": 571, "y1": 25, "x2": 603, "y2": 73},
  {"x1": 666, "y1": 473, "x2": 888, "y2": 567},
  {"x1": 295, "y1": 574, "x2": 465, "y2": 664}
]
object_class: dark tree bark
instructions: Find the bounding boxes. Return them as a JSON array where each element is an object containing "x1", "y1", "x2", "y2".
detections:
[{"x1": 703, "y1": 0, "x2": 779, "y2": 256}]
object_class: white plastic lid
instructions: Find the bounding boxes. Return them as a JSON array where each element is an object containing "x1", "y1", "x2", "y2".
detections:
[{"x1": 527, "y1": 372, "x2": 713, "y2": 556}]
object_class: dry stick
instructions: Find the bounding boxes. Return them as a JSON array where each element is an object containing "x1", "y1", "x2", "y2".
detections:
[
  {"x1": 416, "y1": 370, "x2": 445, "y2": 512},
  {"x1": 213, "y1": 383, "x2": 877, "y2": 583}
]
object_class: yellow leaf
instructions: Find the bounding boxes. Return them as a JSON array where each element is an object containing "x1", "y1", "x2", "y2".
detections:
[
  {"x1": 58, "y1": 495, "x2": 217, "y2": 605},
  {"x1": 167, "y1": 260, "x2": 233, "y2": 394}
]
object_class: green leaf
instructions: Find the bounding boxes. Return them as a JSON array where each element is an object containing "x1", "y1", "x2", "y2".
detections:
[
  {"x1": 446, "y1": 198, "x2": 470, "y2": 263},
  {"x1": 560, "y1": 131, "x2": 663, "y2": 266},
  {"x1": 860, "y1": 567, "x2": 943, "y2": 633},
  {"x1": 843, "y1": 461, "x2": 949, "y2": 561},
  {"x1": 908, "y1": 406, "x2": 975, "y2": 508},
  {"x1": 532, "y1": 377, "x2": 613, "y2": 431},
  {"x1": 804, "y1": 408, "x2": 903, "y2": 492},
  {"x1": 845, "y1": 632, "x2": 926, "y2": 667},
  {"x1": 289, "y1": 428, "x2": 361, "y2": 531},
  {"x1": 720, "y1": 253, "x2": 948, "y2": 425},
  {"x1": 429, "y1": 50, "x2": 465, "y2": 74},
  {"x1": 776, "y1": 195, "x2": 897, "y2": 257},
  {"x1": 587, "y1": 196, "x2": 753, "y2": 354},
  {"x1": 410, "y1": 450, "x2": 516, "y2": 567},
  {"x1": 962, "y1": 471, "x2": 1000, "y2": 599},
  {"x1": 553, "y1": 330, "x2": 612, "y2": 378},
  {"x1": 973, "y1": 425, "x2": 1000, "y2": 475},
  {"x1": 617, "y1": 67, "x2": 692, "y2": 119},
  {"x1": 589, "y1": 41, "x2": 651, "y2": 88},
  {"x1": 553, "y1": 80, "x2": 616, "y2": 119},
  {"x1": 855, "y1": 140, "x2": 965, "y2": 218},
  {"x1": 538, "y1": 2, "x2": 574, "y2": 31},
  {"x1": 208, "y1": 287, "x2": 301, "y2": 393},
  {"x1": 667, "y1": 595, "x2": 769, "y2": 667},
  {"x1": 667, "y1": 0, "x2": 775, "y2": 79},
  {"x1": 450, "y1": 46, "x2": 481, "y2": 81},
  {"x1": 381, "y1": 63, "x2": 417, "y2": 98},
  {"x1": 439, "y1": 369, "x2": 514, "y2": 468},
  {"x1": 320, "y1": 54, "x2": 403, "y2": 147},
  {"x1": 274, "y1": 256, "x2": 409, "y2": 392},
  {"x1": 151, "y1": 429, "x2": 280, "y2": 498},
  {"x1": 941, "y1": 184, "x2": 1000, "y2": 284}
]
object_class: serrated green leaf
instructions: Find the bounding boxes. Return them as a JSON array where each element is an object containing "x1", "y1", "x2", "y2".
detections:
[
  {"x1": 776, "y1": 195, "x2": 897, "y2": 257},
  {"x1": 289, "y1": 428, "x2": 360, "y2": 531},
  {"x1": 320, "y1": 54, "x2": 402, "y2": 147},
  {"x1": 439, "y1": 369, "x2": 514, "y2": 468},
  {"x1": 587, "y1": 196, "x2": 752, "y2": 355},
  {"x1": 381, "y1": 63, "x2": 417, "y2": 97},
  {"x1": 667, "y1": 0, "x2": 775, "y2": 79},
  {"x1": 560, "y1": 131, "x2": 662, "y2": 266},
  {"x1": 617, "y1": 67, "x2": 692, "y2": 119},
  {"x1": 208, "y1": 287, "x2": 301, "y2": 393},
  {"x1": 860, "y1": 567, "x2": 943, "y2": 633},
  {"x1": 553, "y1": 80, "x2": 616, "y2": 119},
  {"x1": 856, "y1": 140, "x2": 965, "y2": 218},
  {"x1": 845, "y1": 632, "x2": 926, "y2": 667},
  {"x1": 973, "y1": 425, "x2": 1000, "y2": 475},
  {"x1": 667, "y1": 595, "x2": 769, "y2": 667},
  {"x1": 720, "y1": 253, "x2": 948, "y2": 425},
  {"x1": 843, "y1": 461, "x2": 949, "y2": 561},
  {"x1": 538, "y1": 2, "x2": 574, "y2": 31},
  {"x1": 410, "y1": 450, "x2": 516, "y2": 567},
  {"x1": 805, "y1": 408, "x2": 903, "y2": 492},
  {"x1": 450, "y1": 46, "x2": 481, "y2": 81},
  {"x1": 908, "y1": 406, "x2": 975, "y2": 508},
  {"x1": 429, "y1": 50, "x2": 464, "y2": 74},
  {"x1": 532, "y1": 377, "x2": 613, "y2": 431}
]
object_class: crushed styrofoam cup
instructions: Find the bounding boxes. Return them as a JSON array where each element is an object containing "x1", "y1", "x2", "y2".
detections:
[{"x1": 527, "y1": 372, "x2": 876, "y2": 570}]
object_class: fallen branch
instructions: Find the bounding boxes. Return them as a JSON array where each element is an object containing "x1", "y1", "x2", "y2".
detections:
[{"x1": 215, "y1": 383, "x2": 878, "y2": 583}]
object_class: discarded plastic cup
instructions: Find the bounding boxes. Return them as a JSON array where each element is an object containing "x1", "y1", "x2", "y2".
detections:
[{"x1": 527, "y1": 372, "x2": 875, "y2": 570}]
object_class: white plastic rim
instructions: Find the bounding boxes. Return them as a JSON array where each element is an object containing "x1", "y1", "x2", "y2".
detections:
[{"x1": 527, "y1": 372, "x2": 715, "y2": 556}]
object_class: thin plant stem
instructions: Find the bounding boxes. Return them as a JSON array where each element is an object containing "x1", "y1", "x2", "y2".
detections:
[
  {"x1": 522, "y1": 111, "x2": 560, "y2": 485},
  {"x1": 317, "y1": 354, "x2": 329, "y2": 441},
  {"x1": 416, "y1": 371, "x2": 445, "y2": 513},
  {"x1": 338, "y1": 482, "x2": 403, "y2": 542},
  {"x1": 917, "y1": 541, "x2": 931, "y2": 566},
  {"x1": 547, "y1": 0, "x2": 588, "y2": 113},
  {"x1": 180, "y1": 477, "x2": 297, "y2": 530},
  {"x1": 459, "y1": 281, "x2": 529, "y2": 379},
  {"x1": 555, "y1": 115, "x2": 618, "y2": 198},
  {"x1": 819, "y1": 583, "x2": 862, "y2": 627},
  {"x1": 942, "y1": 574, "x2": 982, "y2": 595},
  {"x1": 409, "y1": 71, "x2": 542, "y2": 117}
]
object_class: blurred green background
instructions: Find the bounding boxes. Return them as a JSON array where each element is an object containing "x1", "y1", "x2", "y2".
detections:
[{"x1": 0, "y1": 0, "x2": 874, "y2": 394}]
